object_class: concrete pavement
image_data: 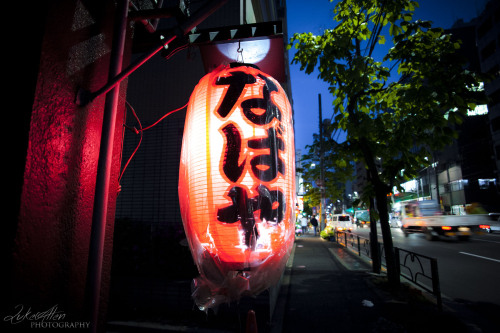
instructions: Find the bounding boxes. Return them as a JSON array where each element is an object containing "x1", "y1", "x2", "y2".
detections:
[
  {"x1": 271, "y1": 234, "x2": 386, "y2": 333},
  {"x1": 271, "y1": 233, "x2": 500, "y2": 333}
]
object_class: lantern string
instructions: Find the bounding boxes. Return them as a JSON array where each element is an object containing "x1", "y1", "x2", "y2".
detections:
[{"x1": 118, "y1": 101, "x2": 188, "y2": 188}]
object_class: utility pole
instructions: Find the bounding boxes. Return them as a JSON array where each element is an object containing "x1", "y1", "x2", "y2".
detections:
[
  {"x1": 319, "y1": 94, "x2": 326, "y2": 231},
  {"x1": 85, "y1": 1, "x2": 129, "y2": 332}
]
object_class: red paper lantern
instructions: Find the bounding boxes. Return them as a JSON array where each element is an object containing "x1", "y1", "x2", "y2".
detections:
[{"x1": 179, "y1": 63, "x2": 296, "y2": 310}]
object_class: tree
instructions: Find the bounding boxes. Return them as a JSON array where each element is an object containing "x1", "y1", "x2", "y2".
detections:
[
  {"x1": 299, "y1": 120, "x2": 355, "y2": 213},
  {"x1": 289, "y1": 0, "x2": 487, "y2": 288}
]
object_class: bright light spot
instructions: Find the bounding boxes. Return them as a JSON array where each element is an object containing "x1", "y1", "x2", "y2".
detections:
[
  {"x1": 217, "y1": 39, "x2": 270, "y2": 64},
  {"x1": 467, "y1": 104, "x2": 488, "y2": 116}
]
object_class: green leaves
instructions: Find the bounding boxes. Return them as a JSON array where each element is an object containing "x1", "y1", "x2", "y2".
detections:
[
  {"x1": 389, "y1": 24, "x2": 402, "y2": 37},
  {"x1": 290, "y1": 0, "x2": 486, "y2": 207}
]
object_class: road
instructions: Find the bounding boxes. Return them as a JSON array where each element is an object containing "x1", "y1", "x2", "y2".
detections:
[{"x1": 351, "y1": 226, "x2": 500, "y2": 306}]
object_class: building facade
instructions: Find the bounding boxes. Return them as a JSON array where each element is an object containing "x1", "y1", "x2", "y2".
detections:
[
  {"x1": 425, "y1": 1, "x2": 500, "y2": 214},
  {"x1": 477, "y1": 0, "x2": 500, "y2": 186},
  {"x1": 8, "y1": 1, "x2": 134, "y2": 330}
]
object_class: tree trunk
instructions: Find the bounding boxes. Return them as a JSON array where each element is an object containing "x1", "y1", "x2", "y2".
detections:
[
  {"x1": 358, "y1": 137, "x2": 399, "y2": 290},
  {"x1": 375, "y1": 189, "x2": 400, "y2": 290},
  {"x1": 369, "y1": 196, "x2": 381, "y2": 274}
]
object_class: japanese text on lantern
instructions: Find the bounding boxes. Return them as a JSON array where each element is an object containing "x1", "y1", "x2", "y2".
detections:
[{"x1": 214, "y1": 70, "x2": 287, "y2": 250}]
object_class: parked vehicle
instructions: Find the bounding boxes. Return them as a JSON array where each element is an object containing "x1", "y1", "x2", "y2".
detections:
[
  {"x1": 400, "y1": 200, "x2": 490, "y2": 241},
  {"x1": 331, "y1": 214, "x2": 354, "y2": 232}
]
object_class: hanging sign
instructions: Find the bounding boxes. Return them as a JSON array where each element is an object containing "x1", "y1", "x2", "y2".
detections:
[{"x1": 178, "y1": 63, "x2": 296, "y2": 310}]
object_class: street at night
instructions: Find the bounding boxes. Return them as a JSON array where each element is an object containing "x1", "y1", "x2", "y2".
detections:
[{"x1": 352, "y1": 226, "x2": 500, "y2": 305}]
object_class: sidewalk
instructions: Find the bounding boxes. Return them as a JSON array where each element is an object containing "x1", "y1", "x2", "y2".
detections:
[
  {"x1": 272, "y1": 234, "x2": 499, "y2": 333},
  {"x1": 271, "y1": 234, "x2": 387, "y2": 333},
  {"x1": 107, "y1": 234, "x2": 500, "y2": 333}
]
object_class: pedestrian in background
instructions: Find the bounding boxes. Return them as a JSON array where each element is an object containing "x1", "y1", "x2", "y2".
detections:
[
  {"x1": 300, "y1": 215, "x2": 308, "y2": 234},
  {"x1": 310, "y1": 215, "x2": 318, "y2": 236}
]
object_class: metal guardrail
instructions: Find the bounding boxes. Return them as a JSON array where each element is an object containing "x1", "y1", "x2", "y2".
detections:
[
  {"x1": 335, "y1": 231, "x2": 442, "y2": 309},
  {"x1": 395, "y1": 247, "x2": 442, "y2": 309},
  {"x1": 335, "y1": 231, "x2": 380, "y2": 261}
]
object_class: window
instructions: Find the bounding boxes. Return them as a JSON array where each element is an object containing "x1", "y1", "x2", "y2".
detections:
[
  {"x1": 478, "y1": 17, "x2": 492, "y2": 39},
  {"x1": 478, "y1": 178, "x2": 496, "y2": 189},
  {"x1": 480, "y1": 41, "x2": 495, "y2": 61},
  {"x1": 450, "y1": 179, "x2": 468, "y2": 191},
  {"x1": 493, "y1": 116, "x2": 500, "y2": 132},
  {"x1": 487, "y1": 64, "x2": 499, "y2": 79},
  {"x1": 489, "y1": 88, "x2": 500, "y2": 108}
]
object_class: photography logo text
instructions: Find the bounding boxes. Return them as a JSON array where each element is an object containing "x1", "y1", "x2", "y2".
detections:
[{"x1": 3, "y1": 304, "x2": 90, "y2": 329}]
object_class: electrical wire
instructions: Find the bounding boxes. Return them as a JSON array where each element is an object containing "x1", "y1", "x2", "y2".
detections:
[
  {"x1": 117, "y1": 41, "x2": 191, "y2": 191},
  {"x1": 164, "y1": 43, "x2": 190, "y2": 60},
  {"x1": 141, "y1": 102, "x2": 188, "y2": 131},
  {"x1": 118, "y1": 100, "x2": 188, "y2": 188},
  {"x1": 118, "y1": 101, "x2": 143, "y2": 187}
]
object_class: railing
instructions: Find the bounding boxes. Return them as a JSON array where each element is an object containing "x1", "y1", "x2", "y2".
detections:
[
  {"x1": 395, "y1": 247, "x2": 442, "y2": 309},
  {"x1": 334, "y1": 231, "x2": 442, "y2": 310},
  {"x1": 336, "y1": 231, "x2": 379, "y2": 260}
]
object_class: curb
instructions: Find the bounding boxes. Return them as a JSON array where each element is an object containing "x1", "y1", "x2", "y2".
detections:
[{"x1": 269, "y1": 243, "x2": 296, "y2": 333}]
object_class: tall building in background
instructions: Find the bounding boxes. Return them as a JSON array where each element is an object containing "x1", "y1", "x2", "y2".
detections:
[
  {"x1": 477, "y1": 0, "x2": 500, "y2": 184},
  {"x1": 354, "y1": 0, "x2": 500, "y2": 214},
  {"x1": 110, "y1": 0, "x2": 293, "y2": 325},
  {"x1": 428, "y1": 0, "x2": 500, "y2": 214}
]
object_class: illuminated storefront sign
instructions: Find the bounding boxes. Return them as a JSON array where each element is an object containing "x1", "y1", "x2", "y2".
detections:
[{"x1": 178, "y1": 63, "x2": 295, "y2": 309}]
